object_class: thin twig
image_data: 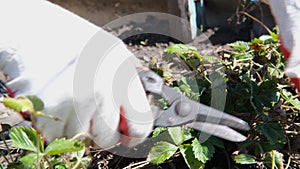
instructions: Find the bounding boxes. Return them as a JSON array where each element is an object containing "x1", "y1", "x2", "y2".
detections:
[
  {"x1": 239, "y1": 11, "x2": 272, "y2": 35},
  {"x1": 114, "y1": 156, "x2": 124, "y2": 169},
  {"x1": 284, "y1": 155, "x2": 291, "y2": 169},
  {"x1": 284, "y1": 126, "x2": 292, "y2": 169},
  {"x1": 285, "y1": 131, "x2": 300, "y2": 135},
  {"x1": 132, "y1": 161, "x2": 150, "y2": 169},
  {"x1": 123, "y1": 160, "x2": 150, "y2": 169}
]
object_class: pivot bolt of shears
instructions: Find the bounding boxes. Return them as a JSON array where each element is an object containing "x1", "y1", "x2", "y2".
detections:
[{"x1": 175, "y1": 100, "x2": 192, "y2": 117}]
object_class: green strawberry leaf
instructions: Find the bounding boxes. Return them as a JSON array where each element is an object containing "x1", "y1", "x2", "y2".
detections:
[
  {"x1": 264, "y1": 150, "x2": 284, "y2": 169},
  {"x1": 233, "y1": 154, "x2": 257, "y2": 164},
  {"x1": 165, "y1": 44, "x2": 201, "y2": 60},
  {"x1": 147, "y1": 141, "x2": 178, "y2": 164},
  {"x1": 168, "y1": 127, "x2": 185, "y2": 145},
  {"x1": 20, "y1": 153, "x2": 43, "y2": 169},
  {"x1": 152, "y1": 127, "x2": 168, "y2": 137},
  {"x1": 4, "y1": 97, "x2": 34, "y2": 112},
  {"x1": 257, "y1": 123, "x2": 286, "y2": 146},
  {"x1": 9, "y1": 127, "x2": 43, "y2": 153},
  {"x1": 26, "y1": 95, "x2": 44, "y2": 111},
  {"x1": 180, "y1": 144, "x2": 205, "y2": 169},
  {"x1": 191, "y1": 138, "x2": 214, "y2": 163},
  {"x1": 45, "y1": 138, "x2": 84, "y2": 156}
]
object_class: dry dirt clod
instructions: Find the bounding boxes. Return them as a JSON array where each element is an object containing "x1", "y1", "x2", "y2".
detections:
[{"x1": 0, "y1": 103, "x2": 24, "y2": 127}]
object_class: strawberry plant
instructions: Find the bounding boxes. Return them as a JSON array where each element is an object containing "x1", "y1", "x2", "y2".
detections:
[
  {"x1": 147, "y1": 29, "x2": 299, "y2": 168},
  {"x1": 148, "y1": 127, "x2": 220, "y2": 169},
  {"x1": 2, "y1": 96, "x2": 91, "y2": 169},
  {"x1": 147, "y1": 43, "x2": 226, "y2": 169}
]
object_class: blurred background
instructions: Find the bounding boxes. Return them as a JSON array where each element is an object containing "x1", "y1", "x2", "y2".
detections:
[{"x1": 49, "y1": 0, "x2": 275, "y2": 44}]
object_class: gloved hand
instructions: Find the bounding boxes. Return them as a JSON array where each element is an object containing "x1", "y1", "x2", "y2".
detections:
[
  {"x1": 267, "y1": 0, "x2": 300, "y2": 92},
  {"x1": 0, "y1": 0, "x2": 154, "y2": 148}
]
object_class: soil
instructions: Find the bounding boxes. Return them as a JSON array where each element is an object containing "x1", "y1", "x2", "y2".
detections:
[{"x1": 49, "y1": 0, "x2": 168, "y2": 27}]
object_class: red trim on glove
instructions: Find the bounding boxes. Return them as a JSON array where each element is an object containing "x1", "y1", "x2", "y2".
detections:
[
  {"x1": 5, "y1": 86, "x2": 16, "y2": 98},
  {"x1": 119, "y1": 105, "x2": 129, "y2": 136},
  {"x1": 278, "y1": 37, "x2": 299, "y2": 93},
  {"x1": 279, "y1": 36, "x2": 291, "y2": 60},
  {"x1": 119, "y1": 106, "x2": 130, "y2": 146},
  {"x1": 290, "y1": 77, "x2": 300, "y2": 93}
]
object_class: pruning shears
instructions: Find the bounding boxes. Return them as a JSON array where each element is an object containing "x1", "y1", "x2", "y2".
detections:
[{"x1": 139, "y1": 70, "x2": 250, "y2": 142}]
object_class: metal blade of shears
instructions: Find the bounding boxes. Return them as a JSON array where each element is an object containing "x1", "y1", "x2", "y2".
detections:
[{"x1": 138, "y1": 69, "x2": 250, "y2": 142}]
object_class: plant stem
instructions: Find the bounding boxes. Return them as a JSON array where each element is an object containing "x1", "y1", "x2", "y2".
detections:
[
  {"x1": 43, "y1": 156, "x2": 53, "y2": 169},
  {"x1": 0, "y1": 134, "x2": 13, "y2": 162},
  {"x1": 0, "y1": 151, "x2": 10, "y2": 164},
  {"x1": 271, "y1": 150, "x2": 275, "y2": 169},
  {"x1": 72, "y1": 156, "x2": 82, "y2": 169}
]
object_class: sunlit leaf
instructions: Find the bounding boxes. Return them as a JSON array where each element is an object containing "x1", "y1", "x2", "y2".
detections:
[
  {"x1": 233, "y1": 154, "x2": 257, "y2": 164},
  {"x1": 281, "y1": 89, "x2": 300, "y2": 110},
  {"x1": 232, "y1": 53, "x2": 253, "y2": 59},
  {"x1": 183, "y1": 128, "x2": 193, "y2": 142},
  {"x1": 191, "y1": 138, "x2": 205, "y2": 163},
  {"x1": 152, "y1": 127, "x2": 168, "y2": 138},
  {"x1": 4, "y1": 97, "x2": 34, "y2": 112},
  {"x1": 45, "y1": 138, "x2": 84, "y2": 156},
  {"x1": 165, "y1": 44, "x2": 201, "y2": 59},
  {"x1": 20, "y1": 153, "x2": 43, "y2": 169},
  {"x1": 202, "y1": 141, "x2": 215, "y2": 162},
  {"x1": 273, "y1": 151, "x2": 284, "y2": 168},
  {"x1": 168, "y1": 127, "x2": 185, "y2": 145},
  {"x1": 290, "y1": 99, "x2": 300, "y2": 110},
  {"x1": 259, "y1": 35, "x2": 273, "y2": 41},
  {"x1": 191, "y1": 138, "x2": 214, "y2": 163},
  {"x1": 180, "y1": 144, "x2": 204, "y2": 169},
  {"x1": 9, "y1": 127, "x2": 43, "y2": 152},
  {"x1": 229, "y1": 41, "x2": 250, "y2": 51},
  {"x1": 147, "y1": 141, "x2": 178, "y2": 164}
]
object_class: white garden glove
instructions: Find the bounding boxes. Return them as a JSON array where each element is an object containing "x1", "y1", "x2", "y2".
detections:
[
  {"x1": 267, "y1": 0, "x2": 300, "y2": 91},
  {"x1": 0, "y1": 0, "x2": 154, "y2": 148}
]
